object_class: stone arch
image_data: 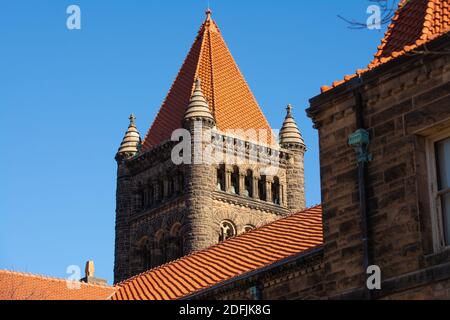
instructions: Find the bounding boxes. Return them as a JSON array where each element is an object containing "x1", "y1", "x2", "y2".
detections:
[
  {"x1": 219, "y1": 220, "x2": 237, "y2": 242},
  {"x1": 242, "y1": 224, "x2": 256, "y2": 234},
  {"x1": 167, "y1": 223, "x2": 183, "y2": 261},
  {"x1": 153, "y1": 229, "x2": 167, "y2": 266},
  {"x1": 136, "y1": 235, "x2": 152, "y2": 270}
]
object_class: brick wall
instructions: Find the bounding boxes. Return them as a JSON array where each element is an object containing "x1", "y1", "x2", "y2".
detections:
[{"x1": 307, "y1": 38, "x2": 450, "y2": 298}]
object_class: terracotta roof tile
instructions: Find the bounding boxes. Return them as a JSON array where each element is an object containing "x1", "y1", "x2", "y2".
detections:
[
  {"x1": 0, "y1": 270, "x2": 116, "y2": 300},
  {"x1": 112, "y1": 205, "x2": 323, "y2": 300},
  {"x1": 322, "y1": 0, "x2": 450, "y2": 93},
  {"x1": 142, "y1": 11, "x2": 273, "y2": 149}
]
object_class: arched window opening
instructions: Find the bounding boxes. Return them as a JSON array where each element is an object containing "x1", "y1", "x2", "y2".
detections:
[
  {"x1": 258, "y1": 176, "x2": 267, "y2": 201},
  {"x1": 137, "y1": 236, "x2": 151, "y2": 270},
  {"x1": 272, "y1": 177, "x2": 281, "y2": 205},
  {"x1": 217, "y1": 165, "x2": 226, "y2": 191},
  {"x1": 153, "y1": 230, "x2": 166, "y2": 266},
  {"x1": 242, "y1": 225, "x2": 255, "y2": 234},
  {"x1": 167, "y1": 223, "x2": 183, "y2": 261},
  {"x1": 244, "y1": 170, "x2": 253, "y2": 198},
  {"x1": 136, "y1": 190, "x2": 144, "y2": 210},
  {"x1": 219, "y1": 220, "x2": 237, "y2": 243},
  {"x1": 230, "y1": 166, "x2": 239, "y2": 194}
]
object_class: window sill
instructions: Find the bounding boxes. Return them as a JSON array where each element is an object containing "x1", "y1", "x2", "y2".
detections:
[{"x1": 424, "y1": 247, "x2": 450, "y2": 267}]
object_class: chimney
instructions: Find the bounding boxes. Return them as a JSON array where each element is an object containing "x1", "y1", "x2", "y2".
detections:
[{"x1": 80, "y1": 261, "x2": 108, "y2": 286}]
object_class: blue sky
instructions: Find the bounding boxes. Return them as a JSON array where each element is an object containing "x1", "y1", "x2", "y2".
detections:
[{"x1": 0, "y1": 1, "x2": 395, "y2": 283}]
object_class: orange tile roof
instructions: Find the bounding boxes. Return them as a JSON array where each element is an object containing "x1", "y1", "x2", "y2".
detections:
[
  {"x1": 112, "y1": 205, "x2": 323, "y2": 301},
  {"x1": 0, "y1": 270, "x2": 116, "y2": 300},
  {"x1": 321, "y1": 0, "x2": 450, "y2": 93},
  {"x1": 142, "y1": 10, "x2": 273, "y2": 149}
]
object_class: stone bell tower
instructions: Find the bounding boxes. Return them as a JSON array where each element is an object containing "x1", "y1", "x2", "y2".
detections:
[{"x1": 113, "y1": 10, "x2": 307, "y2": 283}]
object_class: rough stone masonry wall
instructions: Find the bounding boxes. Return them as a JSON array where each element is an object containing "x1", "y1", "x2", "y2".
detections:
[
  {"x1": 114, "y1": 164, "x2": 134, "y2": 284},
  {"x1": 309, "y1": 49, "x2": 450, "y2": 298}
]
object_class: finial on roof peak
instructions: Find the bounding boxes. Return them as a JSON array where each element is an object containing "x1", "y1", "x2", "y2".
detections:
[
  {"x1": 286, "y1": 104, "x2": 293, "y2": 116},
  {"x1": 129, "y1": 113, "x2": 136, "y2": 126},
  {"x1": 205, "y1": 8, "x2": 212, "y2": 20}
]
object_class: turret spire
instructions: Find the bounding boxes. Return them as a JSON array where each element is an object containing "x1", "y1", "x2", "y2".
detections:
[
  {"x1": 117, "y1": 114, "x2": 141, "y2": 159},
  {"x1": 184, "y1": 78, "x2": 215, "y2": 125},
  {"x1": 279, "y1": 104, "x2": 305, "y2": 148}
]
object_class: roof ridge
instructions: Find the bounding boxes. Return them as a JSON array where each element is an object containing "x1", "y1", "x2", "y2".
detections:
[
  {"x1": 0, "y1": 269, "x2": 115, "y2": 289},
  {"x1": 115, "y1": 204, "x2": 323, "y2": 287}
]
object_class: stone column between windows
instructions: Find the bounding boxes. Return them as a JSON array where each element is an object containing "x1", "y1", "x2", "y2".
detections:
[
  {"x1": 225, "y1": 167, "x2": 232, "y2": 192},
  {"x1": 252, "y1": 175, "x2": 260, "y2": 200},
  {"x1": 266, "y1": 176, "x2": 273, "y2": 203},
  {"x1": 238, "y1": 172, "x2": 246, "y2": 196},
  {"x1": 163, "y1": 178, "x2": 169, "y2": 199}
]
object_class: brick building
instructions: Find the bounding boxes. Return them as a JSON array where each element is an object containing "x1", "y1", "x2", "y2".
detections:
[{"x1": 113, "y1": 0, "x2": 450, "y2": 300}]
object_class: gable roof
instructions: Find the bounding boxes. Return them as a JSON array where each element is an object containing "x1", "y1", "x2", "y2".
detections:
[
  {"x1": 142, "y1": 10, "x2": 273, "y2": 149},
  {"x1": 0, "y1": 270, "x2": 116, "y2": 300},
  {"x1": 321, "y1": 0, "x2": 450, "y2": 93},
  {"x1": 112, "y1": 205, "x2": 323, "y2": 301}
]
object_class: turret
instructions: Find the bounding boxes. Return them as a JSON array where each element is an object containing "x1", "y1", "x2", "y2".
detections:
[
  {"x1": 280, "y1": 104, "x2": 306, "y2": 212},
  {"x1": 116, "y1": 114, "x2": 141, "y2": 161},
  {"x1": 184, "y1": 78, "x2": 215, "y2": 128},
  {"x1": 114, "y1": 114, "x2": 141, "y2": 283},
  {"x1": 183, "y1": 78, "x2": 216, "y2": 252}
]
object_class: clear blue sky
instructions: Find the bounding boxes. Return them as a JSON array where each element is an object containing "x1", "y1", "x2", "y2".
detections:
[{"x1": 0, "y1": 0, "x2": 395, "y2": 284}]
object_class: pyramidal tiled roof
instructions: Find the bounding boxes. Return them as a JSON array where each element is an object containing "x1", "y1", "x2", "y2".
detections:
[
  {"x1": 142, "y1": 10, "x2": 273, "y2": 149},
  {"x1": 112, "y1": 205, "x2": 323, "y2": 301},
  {"x1": 322, "y1": 0, "x2": 450, "y2": 93}
]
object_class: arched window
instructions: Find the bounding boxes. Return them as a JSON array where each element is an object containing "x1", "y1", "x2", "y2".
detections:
[
  {"x1": 217, "y1": 165, "x2": 226, "y2": 191},
  {"x1": 137, "y1": 236, "x2": 151, "y2": 270},
  {"x1": 244, "y1": 170, "x2": 253, "y2": 198},
  {"x1": 242, "y1": 225, "x2": 255, "y2": 234},
  {"x1": 153, "y1": 230, "x2": 166, "y2": 266},
  {"x1": 230, "y1": 166, "x2": 239, "y2": 194},
  {"x1": 143, "y1": 185, "x2": 154, "y2": 208},
  {"x1": 219, "y1": 220, "x2": 237, "y2": 242},
  {"x1": 258, "y1": 176, "x2": 267, "y2": 201},
  {"x1": 167, "y1": 223, "x2": 183, "y2": 262},
  {"x1": 272, "y1": 177, "x2": 281, "y2": 205},
  {"x1": 136, "y1": 190, "x2": 144, "y2": 210}
]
